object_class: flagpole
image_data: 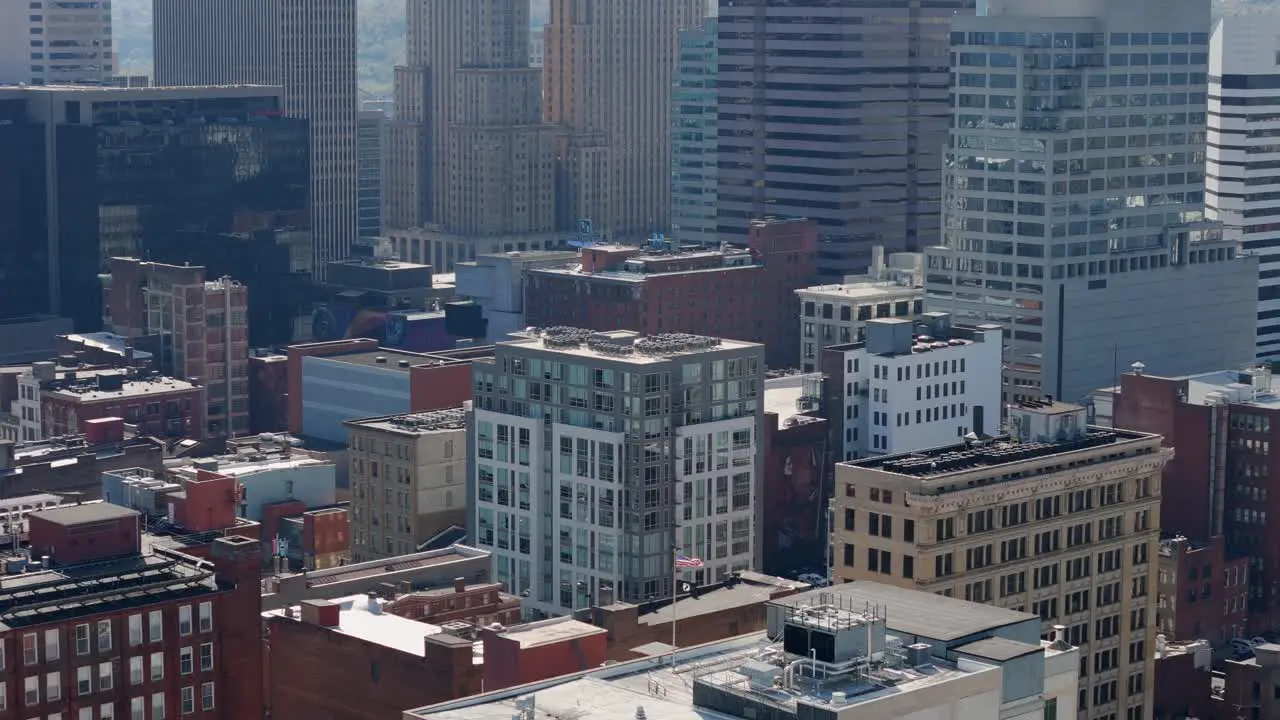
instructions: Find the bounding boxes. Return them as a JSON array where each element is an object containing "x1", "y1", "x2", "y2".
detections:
[{"x1": 671, "y1": 545, "x2": 679, "y2": 669}]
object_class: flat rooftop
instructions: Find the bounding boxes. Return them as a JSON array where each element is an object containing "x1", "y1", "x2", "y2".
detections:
[
  {"x1": 773, "y1": 582, "x2": 1037, "y2": 643},
  {"x1": 345, "y1": 408, "x2": 467, "y2": 435},
  {"x1": 298, "y1": 545, "x2": 489, "y2": 589},
  {"x1": 504, "y1": 328, "x2": 758, "y2": 364},
  {"x1": 44, "y1": 376, "x2": 199, "y2": 402},
  {"x1": 63, "y1": 332, "x2": 153, "y2": 360},
  {"x1": 266, "y1": 594, "x2": 447, "y2": 656},
  {"x1": 846, "y1": 427, "x2": 1155, "y2": 480},
  {"x1": 496, "y1": 618, "x2": 605, "y2": 649},
  {"x1": 30, "y1": 502, "x2": 139, "y2": 526},
  {"x1": 321, "y1": 349, "x2": 447, "y2": 372},
  {"x1": 954, "y1": 636, "x2": 1043, "y2": 662},
  {"x1": 632, "y1": 572, "x2": 808, "y2": 627},
  {"x1": 169, "y1": 454, "x2": 330, "y2": 479},
  {"x1": 763, "y1": 374, "x2": 824, "y2": 427},
  {"x1": 797, "y1": 281, "x2": 922, "y2": 301}
]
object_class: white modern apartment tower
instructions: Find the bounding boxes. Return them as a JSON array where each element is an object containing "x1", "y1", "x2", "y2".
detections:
[
  {"x1": 1208, "y1": 15, "x2": 1280, "y2": 360},
  {"x1": 470, "y1": 328, "x2": 764, "y2": 618},
  {"x1": 834, "y1": 313, "x2": 1003, "y2": 461},
  {"x1": 544, "y1": 0, "x2": 707, "y2": 240},
  {"x1": 926, "y1": 0, "x2": 1259, "y2": 406},
  {"x1": 0, "y1": 0, "x2": 113, "y2": 85},
  {"x1": 152, "y1": 0, "x2": 358, "y2": 275}
]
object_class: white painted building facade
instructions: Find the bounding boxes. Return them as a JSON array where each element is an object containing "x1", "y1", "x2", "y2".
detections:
[{"x1": 837, "y1": 314, "x2": 1003, "y2": 460}]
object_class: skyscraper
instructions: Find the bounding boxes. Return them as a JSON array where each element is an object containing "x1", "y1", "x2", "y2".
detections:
[
  {"x1": 0, "y1": 0, "x2": 113, "y2": 86},
  {"x1": 1207, "y1": 16, "x2": 1280, "y2": 360},
  {"x1": 716, "y1": 0, "x2": 971, "y2": 278},
  {"x1": 383, "y1": 0, "x2": 559, "y2": 270},
  {"x1": 670, "y1": 17, "x2": 719, "y2": 246},
  {"x1": 153, "y1": 0, "x2": 358, "y2": 276},
  {"x1": 544, "y1": 0, "x2": 706, "y2": 241},
  {"x1": 926, "y1": 0, "x2": 1258, "y2": 404},
  {"x1": 358, "y1": 109, "x2": 385, "y2": 241},
  {"x1": 1, "y1": 85, "x2": 309, "y2": 332},
  {"x1": 471, "y1": 328, "x2": 764, "y2": 617}
]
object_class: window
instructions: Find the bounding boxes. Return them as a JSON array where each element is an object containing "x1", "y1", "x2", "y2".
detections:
[
  {"x1": 78, "y1": 665, "x2": 92, "y2": 696},
  {"x1": 131, "y1": 697, "x2": 144, "y2": 720},
  {"x1": 128, "y1": 615, "x2": 142, "y2": 646},
  {"x1": 148, "y1": 611, "x2": 163, "y2": 642},
  {"x1": 23, "y1": 632, "x2": 38, "y2": 665},
  {"x1": 150, "y1": 651, "x2": 164, "y2": 681},
  {"x1": 198, "y1": 602, "x2": 213, "y2": 633},
  {"x1": 98, "y1": 620, "x2": 112, "y2": 652},
  {"x1": 99, "y1": 661, "x2": 114, "y2": 691},
  {"x1": 24, "y1": 675, "x2": 38, "y2": 706},
  {"x1": 75, "y1": 624, "x2": 91, "y2": 655},
  {"x1": 80, "y1": 708, "x2": 93, "y2": 720},
  {"x1": 843, "y1": 543, "x2": 855, "y2": 567},
  {"x1": 129, "y1": 656, "x2": 143, "y2": 686},
  {"x1": 0, "y1": 680, "x2": 4, "y2": 711},
  {"x1": 181, "y1": 686, "x2": 195, "y2": 715},
  {"x1": 178, "y1": 606, "x2": 192, "y2": 636},
  {"x1": 100, "y1": 703, "x2": 115, "y2": 720},
  {"x1": 903, "y1": 555, "x2": 915, "y2": 579},
  {"x1": 45, "y1": 628, "x2": 60, "y2": 662},
  {"x1": 151, "y1": 692, "x2": 166, "y2": 720},
  {"x1": 46, "y1": 670, "x2": 61, "y2": 701},
  {"x1": 201, "y1": 682, "x2": 215, "y2": 710},
  {"x1": 199, "y1": 643, "x2": 213, "y2": 671},
  {"x1": 1044, "y1": 697, "x2": 1058, "y2": 720},
  {"x1": 179, "y1": 647, "x2": 193, "y2": 675}
]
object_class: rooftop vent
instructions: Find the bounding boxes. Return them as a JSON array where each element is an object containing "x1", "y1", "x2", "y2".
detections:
[
  {"x1": 398, "y1": 360, "x2": 411, "y2": 368},
  {"x1": 374, "y1": 356, "x2": 387, "y2": 364}
]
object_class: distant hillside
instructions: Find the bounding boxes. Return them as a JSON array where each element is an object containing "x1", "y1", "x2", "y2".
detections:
[{"x1": 113, "y1": 0, "x2": 551, "y2": 97}]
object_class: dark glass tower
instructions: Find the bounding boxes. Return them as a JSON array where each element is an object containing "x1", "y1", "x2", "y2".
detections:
[{"x1": 12, "y1": 87, "x2": 311, "y2": 339}]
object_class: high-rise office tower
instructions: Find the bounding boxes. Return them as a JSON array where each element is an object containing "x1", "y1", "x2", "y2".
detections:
[
  {"x1": 670, "y1": 17, "x2": 719, "y2": 247},
  {"x1": 470, "y1": 328, "x2": 764, "y2": 617},
  {"x1": 383, "y1": 0, "x2": 558, "y2": 271},
  {"x1": 358, "y1": 109, "x2": 385, "y2": 242},
  {"x1": 716, "y1": 0, "x2": 971, "y2": 278},
  {"x1": 153, "y1": 0, "x2": 279, "y2": 85},
  {"x1": 1207, "y1": 16, "x2": 1280, "y2": 360},
  {"x1": 544, "y1": 0, "x2": 706, "y2": 241},
  {"x1": 926, "y1": 0, "x2": 1258, "y2": 405},
  {"x1": 153, "y1": 0, "x2": 358, "y2": 276},
  {"x1": 832, "y1": 400, "x2": 1167, "y2": 720},
  {"x1": 0, "y1": 85, "x2": 308, "y2": 332},
  {"x1": 0, "y1": 0, "x2": 113, "y2": 86}
]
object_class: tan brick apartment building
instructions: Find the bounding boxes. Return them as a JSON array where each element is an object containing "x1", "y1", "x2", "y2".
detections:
[{"x1": 831, "y1": 399, "x2": 1169, "y2": 720}]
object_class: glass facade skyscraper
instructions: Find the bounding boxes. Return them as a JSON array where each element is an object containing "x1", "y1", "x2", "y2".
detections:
[
  {"x1": 2, "y1": 86, "x2": 310, "y2": 336},
  {"x1": 926, "y1": 0, "x2": 1258, "y2": 405},
  {"x1": 671, "y1": 17, "x2": 718, "y2": 246}
]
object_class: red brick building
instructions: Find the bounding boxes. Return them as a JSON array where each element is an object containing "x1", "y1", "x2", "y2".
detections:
[
  {"x1": 384, "y1": 578, "x2": 521, "y2": 627},
  {"x1": 1157, "y1": 535, "x2": 1251, "y2": 644},
  {"x1": 40, "y1": 371, "x2": 206, "y2": 440},
  {"x1": 0, "y1": 504, "x2": 263, "y2": 720},
  {"x1": 479, "y1": 619, "x2": 607, "y2": 692},
  {"x1": 761, "y1": 375, "x2": 829, "y2": 575},
  {"x1": 0, "y1": 422, "x2": 165, "y2": 499},
  {"x1": 524, "y1": 218, "x2": 818, "y2": 369},
  {"x1": 1102, "y1": 366, "x2": 1280, "y2": 631},
  {"x1": 248, "y1": 352, "x2": 288, "y2": 434}
]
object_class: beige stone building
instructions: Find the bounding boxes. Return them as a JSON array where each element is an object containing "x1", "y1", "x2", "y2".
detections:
[
  {"x1": 543, "y1": 0, "x2": 706, "y2": 240},
  {"x1": 345, "y1": 409, "x2": 468, "y2": 562},
  {"x1": 831, "y1": 399, "x2": 1170, "y2": 720}
]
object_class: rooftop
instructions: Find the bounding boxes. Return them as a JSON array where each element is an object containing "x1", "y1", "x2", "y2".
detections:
[
  {"x1": 266, "y1": 594, "x2": 446, "y2": 657},
  {"x1": 773, "y1": 582, "x2": 1036, "y2": 643},
  {"x1": 344, "y1": 408, "x2": 468, "y2": 435},
  {"x1": 62, "y1": 332, "x2": 153, "y2": 361},
  {"x1": 43, "y1": 375, "x2": 199, "y2": 402},
  {"x1": 531, "y1": 244, "x2": 758, "y2": 283},
  {"x1": 763, "y1": 374, "x2": 824, "y2": 427},
  {"x1": 293, "y1": 545, "x2": 490, "y2": 590},
  {"x1": 321, "y1": 349, "x2": 448, "y2": 372},
  {"x1": 797, "y1": 281, "x2": 923, "y2": 301},
  {"x1": 504, "y1": 328, "x2": 758, "y2": 364},
  {"x1": 168, "y1": 453, "x2": 329, "y2": 480},
  {"x1": 494, "y1": 617, "x2": 606, "y2": 649},
  {"x1": 631, "y1": 571, "x2": 809, "y2": 627},
  {"x1": 954, "y1": 637, "x2": 1043, "y2": 662},
  {"x1": 29, "y1": 502, "x2": 140, "y2": 527}
]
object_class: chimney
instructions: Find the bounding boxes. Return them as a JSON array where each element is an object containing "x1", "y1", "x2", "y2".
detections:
[
  {"x1": 871, "y1": 246, "x2": 886, "y2": 280},
  {"x1": 366, "y1": 591, "x2": 382, "y2": 615},
  {"x1": 454, "y1": 576, "x2": 466, "y2": 593},
  {"x1": 1048, "y1": 625, "x2": 1072, "y2": 651},
  {"x1": 299, "y1": 599, "x2": 340, "y2": 627}
]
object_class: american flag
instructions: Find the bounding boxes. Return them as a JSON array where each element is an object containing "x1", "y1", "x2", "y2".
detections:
[{"x1": 675, "y1": 554, "x2": 704, "y2": 569}]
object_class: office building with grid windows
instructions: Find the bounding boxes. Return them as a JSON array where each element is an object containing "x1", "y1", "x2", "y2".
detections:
[
  {"x1": 831, "y1": 399, "x2": 1168, "y2": 720},
  {"x1": 470, "y1": 328, "x2": 764, "y2": 618},
  {"x1": 925, "y1": 0, "x2": 1257, "y2": 405}
]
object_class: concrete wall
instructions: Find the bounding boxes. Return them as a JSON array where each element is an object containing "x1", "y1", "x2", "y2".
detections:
[
  {"x1": 301, "y1": 356, "x2": 410, "y2": 443},
  {"x1": 241, "y1": 463, "x2": 337, "y2": 521},
  {"x1": 1052, "y1": 256, "x2": 1258, "y2": 403}
]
